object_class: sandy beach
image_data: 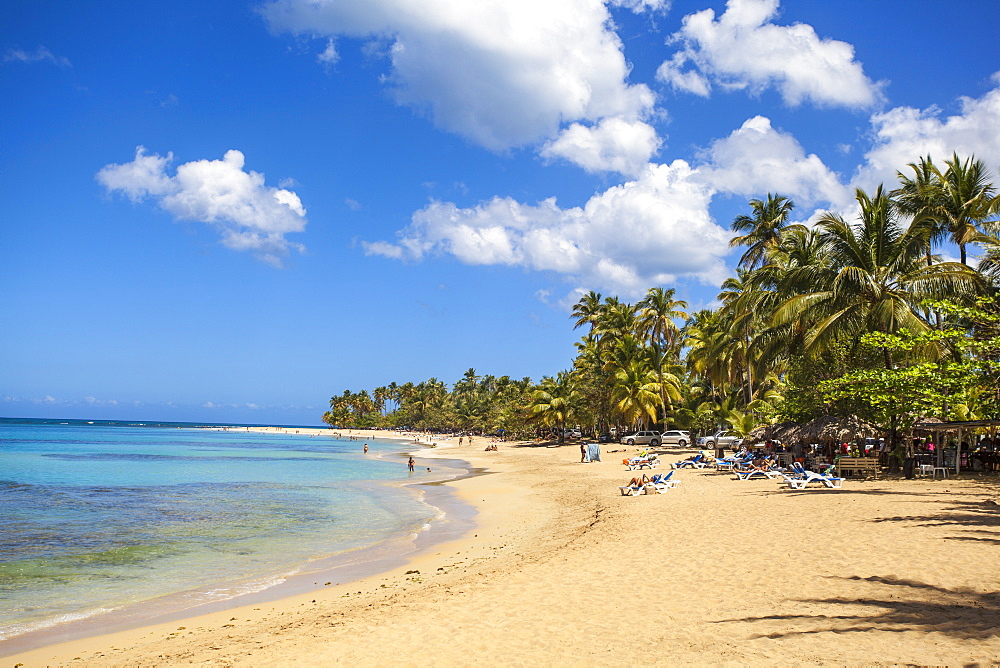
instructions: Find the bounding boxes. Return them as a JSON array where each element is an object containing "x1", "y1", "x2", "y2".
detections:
[{"x1": 7, "y1": 429, "x2": 1000, "y2": 666}]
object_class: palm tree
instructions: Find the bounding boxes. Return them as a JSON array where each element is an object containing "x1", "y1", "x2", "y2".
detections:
[
  {"x1": 730, "y1": 194, "x2": 798, "y2": 271},
  {"x1": 684, "y1": 309, "x2": 733, "y2": 408},
  {"x1": 894, "y1": 155, "x2": 942, "y2": 267},
  {"x1": 372, "y1": 386, "x2": 388, "y2": 416},
  {"x1": 454, "y1": 368, "x2": 480, "y2": 405},
  {"x1": 775, "y1": 186, "x2": 984, "y2": 363},
  {"x1": 894, "y1": 153, "x2": 998, "y2": 265},
  {"x1": 716, "y1": 271, "x2": 763, "y2": 406},
  {"x1": 940, "y1": 153, "x2": 997, "y2": 265},
  {"x1": 637, "y1": 287, "x2": 688, "y2": 419},
  {"x1": 571, "y1": 290, "x2": 604, "y2": 333},
  {"x1": 530, "y1": 372, "x2": 579, "y2": 443},
  {"x1": 612, "y1": 359, "x2": 661, "y2": 429}
]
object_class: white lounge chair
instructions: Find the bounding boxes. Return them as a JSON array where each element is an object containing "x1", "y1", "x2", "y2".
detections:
[
  {"x1": 780, "y1": 466, "x2": 843, "y2": 489},
  {"x1": 644, "y1": 471, "x2": 679, "y2": 493}
]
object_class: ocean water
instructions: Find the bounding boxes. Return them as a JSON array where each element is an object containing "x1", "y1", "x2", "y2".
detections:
[{"x1": 0, "y1": 419, "x2": 468, "y2": 649}]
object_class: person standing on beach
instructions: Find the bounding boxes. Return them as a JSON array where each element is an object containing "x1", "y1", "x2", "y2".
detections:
[
  {"x1": 580, "y1": 442, "x2": 587, "y2": 463},
  {"x1": 408, "y1": 457, "x2": 415, "y2": 472}
]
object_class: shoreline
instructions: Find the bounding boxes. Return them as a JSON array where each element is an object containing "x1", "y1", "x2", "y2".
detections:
[
  {"x1": 8, "y1": 432, "x2": 1000, "y2": 665},
  {"x1": 0, "y1": 427, "x2": 483, "y2": 659}
]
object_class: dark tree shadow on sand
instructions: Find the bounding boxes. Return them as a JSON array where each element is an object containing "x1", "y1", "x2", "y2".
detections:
[
  {"x1": 716, "y1": 576, "x2": 1000, "y2": 640},
  {"x1": 871, "y1": 498, "x2": 1000, "y2": 544}
]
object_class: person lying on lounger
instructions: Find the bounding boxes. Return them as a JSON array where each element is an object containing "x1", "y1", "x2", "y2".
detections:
[{"x1": 626, "y1": 474, "x2": 652, "y2": 487}]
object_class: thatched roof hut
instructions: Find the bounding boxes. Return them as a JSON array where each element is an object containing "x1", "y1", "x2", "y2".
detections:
[
  {"x1": 798, "y1": 415, "x2": 879, "y2": 443},
  {"x1": 747, "y1": 421, "x2": 803, "y2": 444}
]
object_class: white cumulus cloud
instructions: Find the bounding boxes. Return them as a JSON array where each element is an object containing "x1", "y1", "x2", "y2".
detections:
[
  {"x1": 540, "y1": 118, "x2": 662, "y2": 177},
  {"x1": 363, "y1": 160, "x2": 729, "y2": 296},
  {"x1": 97, "y1": 147, "x2": 307, "y2": 266},
  {"x1": 854, "y1": 76, "x2": 1000, "y2": 192},
  {"x1": 260, "y1": 0, "x2": 656, "y2": 152},
  {"x1": 701, "y1": 115, "x2": 850, "y2": 207},
  {"x1": 657, "y1": 0, "x2": 881, "y2": 109}
]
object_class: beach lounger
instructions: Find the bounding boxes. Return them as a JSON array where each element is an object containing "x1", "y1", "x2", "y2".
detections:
[
  {"x1": 644, "y1": 471, "x2": 679, "y2": 493},
  {"x1": 626, "y1": 456, "x2": 660, "y2": 470},
  {"x1": 674, "y1": 454, "x2": 705, "y2": 469},
  {"x1": 734, "y1": 468, "x2": 781, "y2": 480},
  {"x1": 715, "y1": 452, "x2": 751, "y2": 471},
  {"x1": 780, "y1": 467, "x2": 844, "y2": 489},
  {"x1": 619, "y1": 482, "x2": 645, "y2": 496}
]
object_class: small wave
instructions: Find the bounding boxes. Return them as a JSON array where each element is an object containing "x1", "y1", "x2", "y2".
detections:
[
  {"x1": 0, "y1": 605, "x2": 121, "y2": 642},
  {"x1": 190, "y1": 570, "x2": 297, "y2": 603}
]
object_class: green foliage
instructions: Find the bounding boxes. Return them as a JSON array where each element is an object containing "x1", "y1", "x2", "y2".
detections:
[{"x1": 777, "y1": 340, "x2": 881, "y2": 423}]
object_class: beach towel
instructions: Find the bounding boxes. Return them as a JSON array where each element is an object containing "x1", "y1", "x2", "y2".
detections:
[{"x1": 587, "y1": 443, "x2": 601, "y2": 462}]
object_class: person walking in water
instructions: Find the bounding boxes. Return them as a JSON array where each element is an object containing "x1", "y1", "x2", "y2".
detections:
[
  {"x1": 408, "y1": 457, "x2": 415, "y2": 472},
  {"x1": 363, "y1": 443, "x2": 368, "y2": 453}
]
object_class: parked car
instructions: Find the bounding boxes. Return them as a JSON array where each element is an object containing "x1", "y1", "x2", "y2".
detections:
[
  {"x1": 697, "y1": 430, "x2": 744, "y2": 449},
  {"x1": 660, "y1": 430, "x2": 692, "y2": 447},
  {"x1": 620, "y1": 430, "x2": 661, "y2": 446}
]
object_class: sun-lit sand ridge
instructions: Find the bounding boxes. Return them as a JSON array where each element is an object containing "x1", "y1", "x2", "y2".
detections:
[{"x1": 7, "y1": 428, "x2": 1000, "y2": 666}]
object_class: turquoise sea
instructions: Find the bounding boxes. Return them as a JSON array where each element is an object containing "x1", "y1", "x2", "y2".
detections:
[{"x1": 0, "y1": 418, "x2": 471, "y2": 652}]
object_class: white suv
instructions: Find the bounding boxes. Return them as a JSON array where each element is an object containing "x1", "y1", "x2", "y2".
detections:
[
  {"x1": 621, "y1": 431, "x2": 661, "y2": 446},
  {"x1": 660, "y1": 430, "x2": 692, "y2": 447}
]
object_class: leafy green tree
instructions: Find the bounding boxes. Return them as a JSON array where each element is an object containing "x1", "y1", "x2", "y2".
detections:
[{"x1": 820, "y1": 299, "x2": 1000, "y2": 438}]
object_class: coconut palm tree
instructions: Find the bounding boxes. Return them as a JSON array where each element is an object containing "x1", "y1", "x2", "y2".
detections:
[
  {"x1": 775, "y1": 186, "x2": 984, "y2": 364},
  {"x1": 939, "y1": 153, "x2": 997, "y2": 265},
  {"x1": 571, "y1": 290, "x2": 604, "y2": 333},
  {"x1": 612, "y1": 359, "x2": 661, "y2": 429},
  {"x1": 530, "y1": 371, "x2": 579, "y2": 443},
  {"x1": 637, "y1": 287, "x2": 688, "y2": 418},
  {"x1": 894, "y1": 153, "x2": 998, "y2": 266},
  {"x1": 730, "y1": 194, "x2": 799, "y2": 271}
]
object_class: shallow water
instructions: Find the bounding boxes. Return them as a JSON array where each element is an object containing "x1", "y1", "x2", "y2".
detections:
[{"x1": 0, "y1": 420, "x2": 464, "y2": 645}]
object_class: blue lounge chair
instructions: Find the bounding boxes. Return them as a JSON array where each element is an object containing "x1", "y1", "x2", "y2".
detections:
[
  {"x1": 645, "y1": 470, "x2": 679, "y2": 493},
  {"x1": 674, "y1": 454, "x2": 705, "y2": 469}
]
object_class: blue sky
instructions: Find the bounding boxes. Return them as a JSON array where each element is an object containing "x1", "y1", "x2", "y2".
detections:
[{"x1": 3, "y1": 0, "x2": 999, "y2": 426}]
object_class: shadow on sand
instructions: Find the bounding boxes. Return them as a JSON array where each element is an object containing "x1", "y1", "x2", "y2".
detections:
[
  {"x1": 869, "y1": 497, "x2": 1000, "y2": 546},
  {"x1": 716, "y1": 575, "x2": 1000, "y2": 641}
]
